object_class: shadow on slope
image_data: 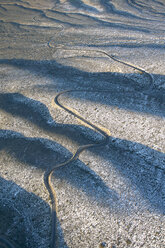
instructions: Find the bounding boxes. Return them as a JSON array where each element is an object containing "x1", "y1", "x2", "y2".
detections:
[
  {"x1": 0, "y1": 176, "x2": 69, "y2": 248},
  {"x1": 127, "y1": 0, "x2": 165, "y2": 17},
  {"x1": 104, "y1": 136, "x2": 165, "y2": 214},
  {"x1": 0, "y1": 59, "x2": 164, "y2": 117},
  {"x1": 0, "y1": 129, "x2": 118, "y2": 209},
  {"x1": 0, "y1": 92, "x2": 102, "y2": 145},
  {"x1": 0, "y1": 93, "x2": 164, "y2": 214}
]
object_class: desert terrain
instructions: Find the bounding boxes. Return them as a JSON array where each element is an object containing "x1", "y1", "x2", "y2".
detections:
[{"x1": 0, "y1": 0, "x2": 165, "y2": 247}]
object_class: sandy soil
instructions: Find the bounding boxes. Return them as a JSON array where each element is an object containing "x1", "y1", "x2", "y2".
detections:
[{"x1": 0, "y1": 1, "x2": 165, "y2": 247}]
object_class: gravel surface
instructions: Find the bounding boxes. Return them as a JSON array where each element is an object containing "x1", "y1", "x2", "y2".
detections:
[{"x1": 0, "y1": 1, "x2": 165, "y2": 247}]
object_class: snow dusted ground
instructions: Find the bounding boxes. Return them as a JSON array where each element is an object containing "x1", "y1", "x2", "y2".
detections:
[{"x1": 0, "y1": 1, "x2": 165, "y2": 247}]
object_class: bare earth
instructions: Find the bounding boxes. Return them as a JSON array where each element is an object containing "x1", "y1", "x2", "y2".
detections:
[{"x1": 0, "y1": 1, "x2": 165, "y2": 247}]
